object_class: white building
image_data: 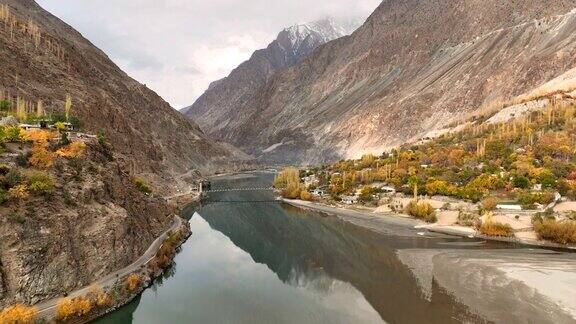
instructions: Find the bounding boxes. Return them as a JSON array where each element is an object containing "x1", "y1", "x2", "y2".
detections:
[
  {"x1": 341, "y1": 195, "x2": 358, "y2": 205},
  {"x1": 496, "y1": 204, "x2": 522, "y2": 211}
]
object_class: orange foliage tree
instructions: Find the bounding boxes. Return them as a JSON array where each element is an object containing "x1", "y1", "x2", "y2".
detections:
[
  {"x1": 56, "y1": 141, "x2": 86, "y2": 158},
  {"x1": 29, "y1": 143, "x2": 54, "y2": 169},
  {"x1": 55, "y1": 297, "x2": 92, "y2": 321},
  {"x1": 0, "y1": 304, "x2": 38, "y2": 324}
]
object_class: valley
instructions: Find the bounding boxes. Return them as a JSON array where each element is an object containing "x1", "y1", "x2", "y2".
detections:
[{"x1": 2, "y1": 0, "x2": 576, "y2": 323}]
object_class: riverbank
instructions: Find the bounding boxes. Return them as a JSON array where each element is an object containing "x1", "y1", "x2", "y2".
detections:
[
  {"x1": 282, "y1": 198, "x2": 576, "y2": 250},
  {"x1": 282, "y1": 197, "x2": 576, "y2": 322},
  {"x1": 33, "y1": 215, "x2": 191, "y2": 323}
]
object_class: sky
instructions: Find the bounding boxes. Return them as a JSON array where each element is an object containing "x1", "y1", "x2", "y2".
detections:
[{"x1": 35, "y1": 0, "x2": 381, "y2": 109}]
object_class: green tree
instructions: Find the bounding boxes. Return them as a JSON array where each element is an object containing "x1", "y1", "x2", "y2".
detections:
[{"x1": 0, "y1": 100, "x2": 10, "y2": 112}]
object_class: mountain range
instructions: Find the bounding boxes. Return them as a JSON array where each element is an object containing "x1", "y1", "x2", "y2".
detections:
[
  {"x1": 185, "y1": 0, "x2": 576, "y2": 165},
  {"x1": 183, "y1": 17, "x2": 362, "y2": 142}
]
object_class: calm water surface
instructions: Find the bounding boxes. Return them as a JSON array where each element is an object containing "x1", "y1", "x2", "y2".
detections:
[{"x1": 97, "y1": 173, "x2": 501, "y2": 323}]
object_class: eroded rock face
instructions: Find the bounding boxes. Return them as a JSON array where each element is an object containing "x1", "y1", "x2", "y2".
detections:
[
  {"x1": 0, "y1": 142, "x2": 173, "y2": 306},
  {"x1": 0, "y1": 0, "x2": 239, "y2": 194},
  {"x1": 187, "y1": 0, "x2": 576, "y2": 164}
]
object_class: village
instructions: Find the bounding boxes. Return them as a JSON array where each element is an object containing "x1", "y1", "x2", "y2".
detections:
[{"x1": 273, "y1": 99, "x2": 576, "y2": 247}]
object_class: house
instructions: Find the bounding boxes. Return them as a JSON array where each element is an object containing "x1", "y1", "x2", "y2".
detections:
[
  {"x1": 496, "y1": 204, "x2": 522, "y2": 211},
  {"x1": 303, "y1": 175, "x2": 319, "y2": 187},
  {"x1": 380, "y1": 186, "x2": 396, "y2": 194},
  {"x1": 311, "y1": 188, "x2": 325, "y2": 197},
  {"x1": 533, "y1": 184, "x2": 542, "y2": 191},
  {"x1": 341, "y1": 195, "x2": 358, "y2": 205}
]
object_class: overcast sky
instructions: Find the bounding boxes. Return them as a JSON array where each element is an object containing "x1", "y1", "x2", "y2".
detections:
[{"x1": 35, "y1": 0, "x2": 381, "y2": 109}]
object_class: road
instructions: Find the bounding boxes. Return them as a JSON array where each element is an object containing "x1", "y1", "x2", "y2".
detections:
[{"x1": 35, "y1": 215, "x2": 184, "y2": 319}]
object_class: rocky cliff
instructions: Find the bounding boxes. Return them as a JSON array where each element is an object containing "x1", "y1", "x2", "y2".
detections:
[
  {"x1": 183, "y1": 17, "x2": 361, "y2": 136},
  {"x1": 187, "y1": 0, "x2": 576, "y2": 164},
  {"x1": 0, "y1": 0, "x2": 243, "y2": 193},
  {"x1": 0, "y1": 138, "x2": 173, "y2": 307}
]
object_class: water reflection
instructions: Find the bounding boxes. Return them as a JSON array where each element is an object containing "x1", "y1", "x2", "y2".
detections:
[{"x1": 97, "y1": 173, "x2": 486, "y2": 324}]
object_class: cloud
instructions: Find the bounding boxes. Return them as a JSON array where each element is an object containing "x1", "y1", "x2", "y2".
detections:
[{"x1": 36, "y1": 0, "x2": 381, "y2": 108}]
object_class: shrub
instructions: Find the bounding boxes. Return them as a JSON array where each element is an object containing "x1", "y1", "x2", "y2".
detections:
[
  {"x1": 534, "y1": 219, "x2": 576, "y2": 245},
  {"x1": 480, "y1": 214, "x2": 514, "y2": 237},
  {"x1": 3, "y1": 169, "x2": 22, "y2": 188},
  {"x1": 300, "y1": 190, "x2": 312, "y2": 201},
  {"x1": 133, "y1": 177, "x2": 152, "y2": 195},
  {"x1": 0, "y1": 100, "x2": 10, "y2": 112},
  {"x1": 56, "y1": 297, "x2": 93, "y2": 321},
  {"x1": 15, "y1": 153, "x2": 28, "y2": 167},
  {"x1": 7, "y1": 213, "x2": 25, "y2": 224},
  {"x1": 0, "y1": 304, "x2": 38, "y2": 324},
  {"x1": 8, "y1": 185, "x2": 28, "y2": 201},
  {"x1": 5, "y1": 126, "x2": 24, "y2": 142},
  {"x1": 88, "y1": 284, "x2": 110, "y2": 308},
  {"x1": 358, "y1": 186, "x2": 377, "y2": 203},
  {"x1": 56, "y1": 141, "x2": 86, "y2": 158},
  {"x1": 27, "y1": 171, "x2": 54, "y2": 196},
  {"x1": 512, "y1": 176, "x2": 530, "y2": 189},
  {"x1": 405, "y1": 200, "x2": 437, "y2": 223},
  {"x1": 481, "y1": 197, "x2": 499, "y2": 211},
  {"x1": 125, "y1": 274, "x2": 142, "y2": 292},
  {"x1": 0, "y1": 189, "x2": 7, "y2": 205},
  {"x1": 457, "y1": 211, "x2": 479, "y2": 227},
  {"x1": 97, "y1": 131, "x2": 113, "y2": 161}
]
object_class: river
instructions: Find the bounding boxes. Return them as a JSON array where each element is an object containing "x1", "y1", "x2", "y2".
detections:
[{"x1": 97, "y1": 172, "x2": 576, "y2": 324}]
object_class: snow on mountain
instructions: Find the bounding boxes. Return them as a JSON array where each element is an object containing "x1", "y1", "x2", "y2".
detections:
[
  {"x1": 277, "y1": 17, "x2": 363, "y2": 63},
  {"x1": 184, "y1": 16, "x2": 363, "y2": 134}
]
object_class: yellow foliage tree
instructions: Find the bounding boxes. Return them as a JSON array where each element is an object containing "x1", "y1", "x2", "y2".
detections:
[
  {"x1": 273, "y1": 167, "x2": 300, "y2": 189},
  {"x1": 25, "y1": 129, "x2": 55, "y2": 145},
  {"x1": 55, "y1": 297, "x2": 93, "y2": 321},
  {"x1": 88, "y1": 284, "x2": 110, "y2": 307},
  {"x1": 0, "y1": 304, "x2": 38, "y2": 324},
  {"x1": 125, "y1": 273, "x2": 141, "y2": 292},
  {"x1": 56, "y1": 141, "x2": 86, "y2": 158},
  {"x1": 29, "y1": 143, "x2": 54, "y2": 169}
]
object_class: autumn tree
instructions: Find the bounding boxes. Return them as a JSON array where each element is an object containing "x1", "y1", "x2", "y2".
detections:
[
  {"x1": 125, "y1": 273, "x2": 142, "y2": 292},
  {"x1": 29, "y1": 144, "x2": 54, "y2": 169},
  {"x1": 56, "y1": 297, "x2": 92, "y2": 321},
  {"x1": 0, "y1": 304, "x2": 38, "y2": 324},
  {"x1": 56, "y1": 141, "x2": 86, "y2": 159}
]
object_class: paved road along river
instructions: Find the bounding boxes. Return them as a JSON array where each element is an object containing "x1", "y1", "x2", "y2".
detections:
[{"x1": 96, "y1": 172, "x2": 576, "y2": 324}]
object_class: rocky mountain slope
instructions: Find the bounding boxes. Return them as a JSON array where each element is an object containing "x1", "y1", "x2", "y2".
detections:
[
  {"x1": 0, "y1": 0, "x2": 243, "y2": 193},
  {"x1": 183, "y1": 17, "x2": 362, "y2": 134},
  {"x1": 0, "y1": 0, "x2": 243, "y2": 310},
  {"x1": 0, "y1": 133, "x2": 174, "y2": 307},
  {"x1": 186, "y1": 0, "x2": 576, "y2": 164}
]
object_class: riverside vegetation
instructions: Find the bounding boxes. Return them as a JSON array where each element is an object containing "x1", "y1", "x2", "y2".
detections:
[{"x1": 276, "y1": 100, "x2": 576, "y2": 245}]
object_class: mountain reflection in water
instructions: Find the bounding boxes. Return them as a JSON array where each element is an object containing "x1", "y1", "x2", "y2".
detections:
[{"x1": 97, "y1": 173, "x2": 488, "y2": 324}]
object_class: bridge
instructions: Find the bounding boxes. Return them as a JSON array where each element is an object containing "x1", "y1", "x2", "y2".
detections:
[{"x1": 202, "y1": 187, "x2": 275, "y2": 193}]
